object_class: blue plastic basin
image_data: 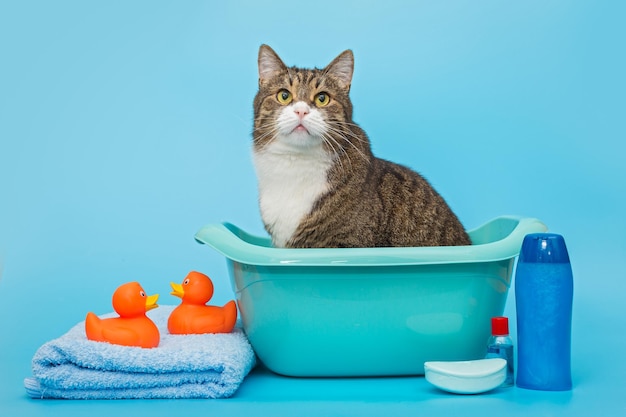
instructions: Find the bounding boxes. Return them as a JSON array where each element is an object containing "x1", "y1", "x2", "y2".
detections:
[{"x1": 195, "y1": 216, "x2": 546, "y2": 377}]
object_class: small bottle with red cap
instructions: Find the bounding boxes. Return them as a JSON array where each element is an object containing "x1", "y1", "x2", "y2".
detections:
[{"x1": 486, "y1": 316, "x2": 514, "y2": 387}]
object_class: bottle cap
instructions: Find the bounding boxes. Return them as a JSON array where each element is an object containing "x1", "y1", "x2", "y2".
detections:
[
  {"x1": 491, "y1": 317, "x2": 509, "y2": 336},
  {"x1": 519, "y1": 233, "x2": 570, "y2": 264}
]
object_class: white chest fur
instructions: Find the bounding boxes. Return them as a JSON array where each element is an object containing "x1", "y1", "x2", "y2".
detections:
[{"x1": 253, "y1": 140, "x2": 333, "y2": 247}]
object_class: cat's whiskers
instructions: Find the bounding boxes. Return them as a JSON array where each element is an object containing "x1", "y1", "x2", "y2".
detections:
[
  {"x1": 330, "y1": 121, "x2": 369, "y2": 144},
  {"x1": 320, "y1": 133, "x2": 353, "y2": 176},
  {"x1": 233, "y1": 113, "x2": 251, "y2": 129},
  {"x1": 324, "y1": 123, "x2": 369, "y2": 164},
  {"x1": 253, "y1": 127, "x2": 278, "y2": 143},
  {"x1": 253, "y1": 121, "x2": 281, "y2": 147},
  {"x1": 297, "y1": 117, "x2": 354, "y2": 173}
]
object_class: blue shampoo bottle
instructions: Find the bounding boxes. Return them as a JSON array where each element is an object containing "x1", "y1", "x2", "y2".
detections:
[{"x1": 515, "y1": 233, "x2": 573, "y2": 391}]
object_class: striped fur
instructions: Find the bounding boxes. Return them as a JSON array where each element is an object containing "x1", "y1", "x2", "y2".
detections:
[{"x1": 252, "y1": 45, "x2": 470, "y2": 248}]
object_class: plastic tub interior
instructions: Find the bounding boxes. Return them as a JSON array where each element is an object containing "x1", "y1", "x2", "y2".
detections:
[{"x1": 195, "y1": 216, "x2": 546, "y2": 377}]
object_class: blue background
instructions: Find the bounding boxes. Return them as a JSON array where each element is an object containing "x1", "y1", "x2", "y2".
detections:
[{"x1": 1, "y1": 1, "x2": 624, "y2": 416}]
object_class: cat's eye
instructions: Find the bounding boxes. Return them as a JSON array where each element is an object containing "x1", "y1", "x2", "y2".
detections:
[
  {"x1": 277, "y1": 89, "x2": 293, "y2": 105},
  {"x1": 315, "y1": 92, "x2": 330, "y2": 107}
]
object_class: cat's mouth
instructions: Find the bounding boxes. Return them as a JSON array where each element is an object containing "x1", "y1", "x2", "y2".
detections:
[{"x1": 291, "y1": 124, "x2": 310, "y2": 134}]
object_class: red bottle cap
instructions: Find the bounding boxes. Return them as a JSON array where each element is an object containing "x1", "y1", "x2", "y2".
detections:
[{"x1": 491, "y1": 316, "x2": 509, "y2": 336}]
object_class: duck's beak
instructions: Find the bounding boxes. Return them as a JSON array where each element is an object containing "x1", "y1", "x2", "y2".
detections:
[
  {"x1": 170, "y1": 282, "x2": 184, "y2": 299},
  {"x1": 145, "y1": 293, "x2": 159, "y2": 311}
]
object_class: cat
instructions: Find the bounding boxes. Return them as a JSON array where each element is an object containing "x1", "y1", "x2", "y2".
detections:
[{"x1": 252, "y1": 45, "x2": 471, "y2": 248}]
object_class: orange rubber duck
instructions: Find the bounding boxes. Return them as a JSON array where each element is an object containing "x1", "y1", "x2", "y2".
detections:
[
  {"x1": 167, "y1": 271, "x2": 237, "y2": 335},
  {"x1": 85, "y1": 282, "x2": 160, "y2": 348}
]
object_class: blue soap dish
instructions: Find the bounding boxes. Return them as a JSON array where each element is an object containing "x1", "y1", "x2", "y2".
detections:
[{"x1": 424, "y1": 358, "x2": 507, "y2": 394}]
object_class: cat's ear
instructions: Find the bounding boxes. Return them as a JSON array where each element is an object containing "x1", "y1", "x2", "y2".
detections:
[
  {"x1": 258, "y1": 45, "x2": 287, "y2": 83},
  {"x1": 325, "y1": 50, "x2": 354, "y2": 89}
]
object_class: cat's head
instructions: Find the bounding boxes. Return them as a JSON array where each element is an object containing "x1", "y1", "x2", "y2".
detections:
[{"x1": 253, "y1": 45, "x2": 357, "y2": 153}]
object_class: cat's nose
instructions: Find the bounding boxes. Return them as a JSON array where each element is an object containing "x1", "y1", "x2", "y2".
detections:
[{"x1": 293, "y1": 102, "x2": 310, "y2": 119}]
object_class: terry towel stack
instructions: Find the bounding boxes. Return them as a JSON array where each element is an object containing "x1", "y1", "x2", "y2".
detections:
[{"x1": 24, "y1": 305, "x2": 256, "y2": 399}]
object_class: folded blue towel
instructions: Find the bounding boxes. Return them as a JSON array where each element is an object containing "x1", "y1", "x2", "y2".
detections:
[{"x1": 24, "y1": 305, "x2": 256, "y2": 399}]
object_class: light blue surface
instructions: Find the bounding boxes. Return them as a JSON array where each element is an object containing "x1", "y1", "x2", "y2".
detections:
[{"x1": 1, "y1": 1, "x2": 625, "y2": 416}]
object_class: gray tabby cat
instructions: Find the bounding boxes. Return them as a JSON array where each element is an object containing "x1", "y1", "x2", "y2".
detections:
[{"x1": 252, "y1": 45, "x2": 470, "y2": 248}]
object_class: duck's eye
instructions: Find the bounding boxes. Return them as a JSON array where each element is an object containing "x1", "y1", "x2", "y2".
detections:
[
  {"x1": 315, "y1": 92, "x2": 330, "y2": 107},
  {"x1": 277, "y1": 89, "x2": 293, "y2": 105},
  {"x1": 140, "y1": 291, "x2": 146, "y2": 297},
  {"x1": 183, "y1": 279, "x2": 190, "y2": 285}
]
